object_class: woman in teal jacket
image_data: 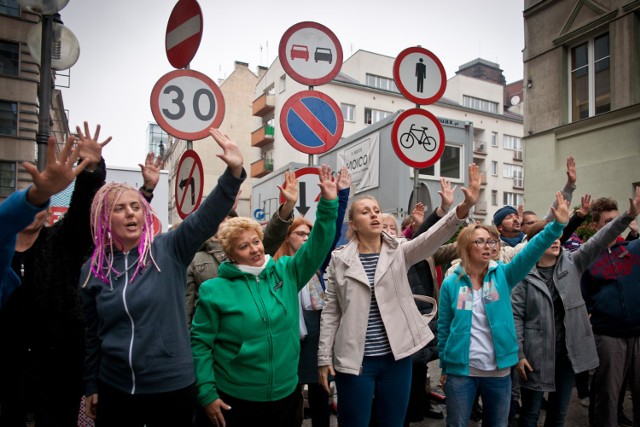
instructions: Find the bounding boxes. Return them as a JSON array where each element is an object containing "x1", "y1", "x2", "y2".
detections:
[
  {"x1": 191, "y1": 165, "x2": 338, "y2": 427},
  {"x1": 438, "y1": 192, "x2": 569, "y2": 427}
]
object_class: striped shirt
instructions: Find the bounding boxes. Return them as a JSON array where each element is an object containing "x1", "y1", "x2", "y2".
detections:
[{"x1": 360, "y1": 253, "x2": 391, "y2": 356}]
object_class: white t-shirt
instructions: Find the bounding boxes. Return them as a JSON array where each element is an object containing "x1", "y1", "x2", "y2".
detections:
[{"x1": 468, "y1": 289, "x2": 498, "y2": 371}]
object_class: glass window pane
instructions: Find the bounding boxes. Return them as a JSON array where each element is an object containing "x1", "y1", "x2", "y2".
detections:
[
  {"x1": 594, "y1": 65, "x2": 610, "y2": 114},
  {"x1": 0, "y1": 100, "x2": 17, "y2": 136},
  {"x1": 594, "y1": 34, "x2": 609, "y2": 61},
  {"x1": 572, "y1": 69, "x2": 589, "y2": 120},
  {"x1": 572, "y1": 43, "x2": 588, "y2": 69},
  {"x1": 440, "y1": 146, "x2": 460, "y2": 179},
  {"x1": 0, "y1": 40, "x2": 19, "y2": 77}
]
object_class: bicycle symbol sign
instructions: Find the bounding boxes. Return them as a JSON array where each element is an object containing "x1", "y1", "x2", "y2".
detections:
[{"x1": 391, "y1": 108, "x2": 445, "y2": 169}]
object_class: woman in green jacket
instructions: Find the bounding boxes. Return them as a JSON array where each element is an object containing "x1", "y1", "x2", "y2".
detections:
[{"x1": 191, "y1": 165, "x2": 338, "y2": 427}]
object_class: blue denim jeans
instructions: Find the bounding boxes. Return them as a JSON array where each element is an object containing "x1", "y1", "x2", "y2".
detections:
[
  {"x1": 334, "y1": 354, "x2": 411, "y2": 427},
  {"x1": 445, "y1": 374, "x2": 511, "y2": 427},
  {"x1": 518, "y1": 354, "x2": 575, "y2": 427}
]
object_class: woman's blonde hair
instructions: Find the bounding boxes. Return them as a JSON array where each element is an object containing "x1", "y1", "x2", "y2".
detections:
[
  {"x1": 217, "y1": 217, "x2": 264, "y2": 259},
  {"x1": 456, "y1": 223, "x2": 494, "y2": 273},
  {"x1": 346, "y1": 195, "x2": 380, "y2": 240},
  {"x1": 381, "y1": 213, "x2": 400, "y2": 236},
  {"x1": 273, "y1": 217, "x2": 313, "y2": 260}
]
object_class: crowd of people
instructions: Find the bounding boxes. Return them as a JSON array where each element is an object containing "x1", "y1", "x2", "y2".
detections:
[{"x1": 0, "y1": 127, "x2": 638, "y2": 427}]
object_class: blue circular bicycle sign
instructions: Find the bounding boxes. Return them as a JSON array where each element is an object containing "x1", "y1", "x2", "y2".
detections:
[{"x1": 391, "y1": 108, "x2": 445, "y2": 169}]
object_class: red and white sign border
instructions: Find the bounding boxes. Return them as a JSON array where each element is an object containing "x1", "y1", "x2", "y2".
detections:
[
  {"x1": 393, "y1": 46, "x2": 447, "y2": 105},
  {"x1": 175, "y1": 149, "x2": 205, "y2": 219},
  {"x1": 391, "y1": 108, "x2": 446, "y2": 169}
]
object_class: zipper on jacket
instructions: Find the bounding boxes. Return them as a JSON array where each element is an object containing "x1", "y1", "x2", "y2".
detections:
[
  {"x1": 256, "y1": 276, "x2": 274, "y2": 400},
  {"x1": 122, "y1": 252, "x2": 137, "y2": 394}
]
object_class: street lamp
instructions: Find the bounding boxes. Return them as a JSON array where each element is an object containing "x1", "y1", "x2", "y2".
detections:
[{"x1": 21, "y1": 0, "x2": 80, "y2": 171}]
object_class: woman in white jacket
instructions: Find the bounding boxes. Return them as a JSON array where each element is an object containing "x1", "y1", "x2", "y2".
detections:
[{"x1": 318, "y1": 164, "x2": 480, "y2": 427}]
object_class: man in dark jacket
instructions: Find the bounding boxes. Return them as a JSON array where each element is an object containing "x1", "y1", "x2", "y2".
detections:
[{"x1": 581, "y1": 191, "x2": 640, "y2": 427}]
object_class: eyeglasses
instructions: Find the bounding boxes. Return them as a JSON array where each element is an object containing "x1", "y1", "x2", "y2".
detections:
[
  {"x1": 291, "y1": 230, "x2": 310, "y2": 238},
  {"x1": 474, "y1": 239, "x2": 498, "y2": 248}
]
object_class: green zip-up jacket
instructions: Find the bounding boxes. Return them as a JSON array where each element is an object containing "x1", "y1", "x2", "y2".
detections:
[{"x1": 191, "y1": 196, "x2": 338, "y2": 405}]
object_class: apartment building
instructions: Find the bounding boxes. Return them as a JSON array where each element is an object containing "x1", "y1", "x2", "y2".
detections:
[
  {"x1": 251, "y1": 50, "x2": 524, "y2": 222},
  {"x1": 523, "y1": 0, "x2": 640, "y2": 211},
  {"x1": 0, "y1": 1, "x2": 70, "y2": 201}
]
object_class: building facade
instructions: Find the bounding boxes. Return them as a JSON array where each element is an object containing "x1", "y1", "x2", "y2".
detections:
[
  {"x1": 523, "y1": 0, "x2": 640, "y2": 212},
  {"x1": 0, "y1": 1, "x2": 71, "y2": 201},
  {"x1": 251, "y1": 50, "x2": 524, "y2": 223}
]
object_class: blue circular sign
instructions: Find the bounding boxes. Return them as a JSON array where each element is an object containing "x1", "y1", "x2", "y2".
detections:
[{"x1": 253, "y1": 208, "x2": 266, "y2": 221}]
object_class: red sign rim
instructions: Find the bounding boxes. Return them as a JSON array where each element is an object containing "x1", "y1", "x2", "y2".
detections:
[
  {"x1": 391, "y1": 108, "x2": 446, "y2": 169},
  {"x1": 165, "y1": 0, "x2": 203, "y2": 69},
  {"x1": 279, "y1": 167, "x2": 320, "y2": 204},
  {"x1": 150, "y1": 69, "x2": 225, "y2": 141},
  {"x1": 393, "y1": 46, "x2": 447, "y2": 105},
  {"x1": 279, "y1": 90, "x2": 344, "y2": 155},
  {"x1": 278, "y1": 21, "x2": 343, "y2": 86},
  {"x1": 175, "y1": 149, "x2": 205, "y2": 219}
]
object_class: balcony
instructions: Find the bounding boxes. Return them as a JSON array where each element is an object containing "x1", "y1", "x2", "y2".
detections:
[
  {"x1": 252, "y1": 93, "x2": 275, "y2": 117},
  {"x1": 513, "y1": 150, "x2": 523, "y2": 161},
  {"x1": 473, "y1": 140, "x2": 487, "y2": 156},
  {"x1": 251, "y1": 157, "x2": 273, "y2": 178},
  {"x1": 480, "y1": 171, "x2": 488, "y2": 185},
  {"x1": 251, "y1": 124, "x2": 275, "y2": 148}
]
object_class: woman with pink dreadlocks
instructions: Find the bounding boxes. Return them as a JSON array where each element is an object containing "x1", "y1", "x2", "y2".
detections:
[{"x1": 80, "y1": 128, "x2": 245, "y2": 427}]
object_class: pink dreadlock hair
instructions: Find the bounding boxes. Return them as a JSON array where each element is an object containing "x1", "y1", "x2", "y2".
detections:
[{"x1": 84, "y1": 182, "x2": 160, "y2": 286}]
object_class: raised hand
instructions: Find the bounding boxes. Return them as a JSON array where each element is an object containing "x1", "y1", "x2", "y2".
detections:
[
  {"x1": 411, "y1": 202, "x2": 425, "y2": 227},
  {"x1": 75, "y1": 122, "x2": 112, "y2": 170},
  {"x1": 566, "y1": 156, "x2": 576, "y2": 185},
  {"x1": 517, "y1": 204, "x2": 524, "y2": 224},
  {"x1": 437, "y1": 177, "x2": 456, "y2": 213},
  {"x1": 25, "y1": 135, "x2": 90, "y2": 206},
  {"x1": 317, "y1": 164, "x2": 337, "y2": 201},
  {"x1": 627, "y1": 186, "x2": 640, "y2": 218},
  {"x1": 550, "y1": 191, "x2": 570, "y2": 224},
  {"x1": 336, "y1": 166, "x2": 351, "y2": 191},
  {"x1": 455, "y1": 164, "x2": 480, "y2": 219},
  {"x1": 578, "y1": 194, "x2": 592, "y2": 217},
  {"x1": 209, "y1": 128, "x2": 243, "y2": 178},
  {"x1": 277, "y1": 170, "x2": 299, "y2": 220},
  {"x1": 138, "y1": 152, "x2": 164, "y2": 191}
]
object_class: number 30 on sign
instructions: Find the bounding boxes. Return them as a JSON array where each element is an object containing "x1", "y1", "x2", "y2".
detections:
[{"x1": 150, "y1": 69, "x2": 225, "y2": 140}]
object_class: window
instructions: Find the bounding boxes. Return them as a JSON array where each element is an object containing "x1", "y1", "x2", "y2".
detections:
[
  {"x1": 279, "y1": 74, "x2": 286, "y2": 93},
  {"x1": 491, "y1": 190, "x2": 498, "y2": 206},
  {"x1": 364, "y1": 108, "x2": 391, "y2": 125},
  {"x1": 504, "y1": 191, "x2": 524, "y2": 207},
  {"x1": 419, "y1": 145, "x2": 463, "y2": 181},
  {"x1": 491, "y1": 161, "x2": 498, "y2": 176},
  {"x1": 570, "y1": 33, "x2": 610, "y2": 120},
  {"x1": 491, "y1": 132, "x2": 498, "y2": 147},
  {"x1": 0, "y1": 40, "x2": 19, "y2": 77},
  {"x1": 503, "y1": 134, "x2": 522, "y2": 151},
  {"x1": 341, "y1": 103, "x2": 355, "y2": 122},
  {"x1": 0, "y1": 100, "x2": 17, "y2": 136},
  {"x1": 366, "y1": 73, "x2": 398, "y2": 92},
  {"x1": 0, "y1": 161, "x2": 16, "y2": 197},
  {"x1": 463, "y1": 95, "x2": 498, "y2": 114},
  {"x1": 503, "y1": 163, "x2": 524, "y2": 187},
  {"x1": 0, "y1": 0, "x2": 19, "y2": 17},
  {"x1": 147, "y1": 123, "x2": 168, "y2": 157}
]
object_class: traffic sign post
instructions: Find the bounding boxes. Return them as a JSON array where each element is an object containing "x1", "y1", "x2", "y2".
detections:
[
  {"x1": 278, "y1": 21, "x2": 343, "y2": 86},
  {"x1": 150, "y1": 69, "x2": 225, "y2": 140},
  {"x1": 393, "y1": 46, "x2": 447, "y2": 105},
  {"x1": 279, "y1": 167, "x2": 323, "y2": 223},
  {"x1": 391, "y1": 108, "x2": 445, "y2": 169},
  {"x1": 280, "y1": 90, "x2": 344, "y2": 155},
  {"x1": 175, "y1": 149, "x2": 204, "y2": 219},
  {"x1": 165, "y1": 0, "x2": 203, "y2": 69}
]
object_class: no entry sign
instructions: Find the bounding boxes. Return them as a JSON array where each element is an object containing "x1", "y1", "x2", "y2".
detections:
[
  {"x1": 165, "y1": 0, "x2": 203, "y2": 69},
  {"x1": 278, "y1": 21, "x2": 343, "y2": 86},
  {"x1": 391, "y1": 108, "x2": 445, "y2": 169},
  {"x1": 175, "y1": 149, "x2": 204, "y2": 219},
  {"x1": 279, "y1": 90, "x2": 343, "y2": 155},
  {"x1": 150, "y1": 69, "x2": 225, "y2": 140},
  {"x1": 393, "y1": 46, "x2": 447, "y2": 105}
]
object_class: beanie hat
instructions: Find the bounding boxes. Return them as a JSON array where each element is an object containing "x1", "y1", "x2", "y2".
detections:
[{"x1": 493, "y1": 206, "x2": 518, "y2": 226}]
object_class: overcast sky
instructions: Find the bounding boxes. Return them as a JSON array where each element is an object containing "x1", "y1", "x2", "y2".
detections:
[{"x1": 59, "y1": 0, "x2": 524, "y2": 168}]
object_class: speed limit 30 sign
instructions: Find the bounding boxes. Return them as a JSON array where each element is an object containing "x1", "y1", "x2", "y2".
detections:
[{"x1": 150, "y1": 69, "x2": 225, "y2": 140}]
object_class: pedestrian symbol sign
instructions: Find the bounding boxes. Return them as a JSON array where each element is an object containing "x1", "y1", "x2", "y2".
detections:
[
  {"x1": 393, "y1": 46, "x2": 447, "y2": 105},
  {"x1": 280, "y1": 90, "x2": 344, "y2": 155}
]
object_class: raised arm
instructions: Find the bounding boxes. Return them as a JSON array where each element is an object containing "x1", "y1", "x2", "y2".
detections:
[
  {"x1": 543, "y1": 156, "x2": 577, "y2": 221},
  {"x1": 138, "y1": 152, "x2": 163, "y2": 202},
  {"x1": 319, "y1": 166, "x2": 351, "y2": 275},
  {"x1": 454, "y1": 163, "x2": 480, "y2": 220},
  {"x1": 560, "y1": 194, "x2": 590, "y2": 244},
  {"x1": 263, "y1": 171, "x2": 298, "y2": 255}
]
